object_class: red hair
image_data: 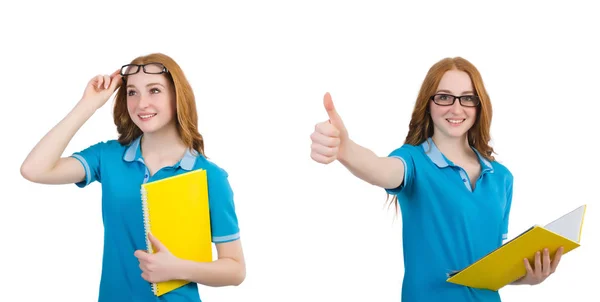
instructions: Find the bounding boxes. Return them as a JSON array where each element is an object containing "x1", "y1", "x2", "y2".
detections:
[
  {"x1": 388, "y1": 57, "x2": 494, "y2": 210},
  {"x1": 112, "y1": 53, "x2": 205, "y2": 156}
]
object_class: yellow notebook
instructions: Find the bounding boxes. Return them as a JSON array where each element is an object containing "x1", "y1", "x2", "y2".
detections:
[
  {"x1": 141, "y1": 169, "x2": 213, "y2": 296},
  {"x1": 446, "y1": 204, "x2": 587, "y2": 291}
]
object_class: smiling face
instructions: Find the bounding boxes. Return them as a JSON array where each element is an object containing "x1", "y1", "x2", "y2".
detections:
[
  {"x1": 125, "y1": 72, "x2": 177, "y2": 135},
  {"x1": 429, "y1": 69, "x2": 479, "y2": 140}
]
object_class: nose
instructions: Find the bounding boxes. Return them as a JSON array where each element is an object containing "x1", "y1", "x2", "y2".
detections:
[
  {"x1": 450, "y1": 99, "x2": 463, "y2": 114},
  {"x1": 137, "y1": 93, "x2": 151, "y2": 109}
]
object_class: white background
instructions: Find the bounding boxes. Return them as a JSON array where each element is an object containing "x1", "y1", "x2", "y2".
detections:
[{"x1": 1, "y1": 0, "x2": 598, "y2": 301}]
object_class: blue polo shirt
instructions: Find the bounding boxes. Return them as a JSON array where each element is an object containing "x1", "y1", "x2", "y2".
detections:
[
  {"x1": 386, "y1": 137, "x2": 513, "y2": 302},
  {"x1": 71, "y1": 136, "x2": 240, "y2": 302}
]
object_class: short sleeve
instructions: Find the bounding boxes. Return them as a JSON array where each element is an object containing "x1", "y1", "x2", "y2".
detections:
[
  {"x1": 501, "y1": 174, "x2": 514, "y2": 242},
  {"x1": 70, "y1": 141, "x2": 105, "y2": 188},
  {"x1": 206, "y1": 166, "x2": 240, "y2": 244},
  {"x1": 384, "y1": 145, "x2": 416, "y2": 195}
]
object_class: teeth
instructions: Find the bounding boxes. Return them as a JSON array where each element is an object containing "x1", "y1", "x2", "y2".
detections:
[
  {"x1": 447, "y1": 119, "x2": 464, "y2": 124},
  {"x1": 139, "y1": 114, "x2": 156, "y2": 119}
]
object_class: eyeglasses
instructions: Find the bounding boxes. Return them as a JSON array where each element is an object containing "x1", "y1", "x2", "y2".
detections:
[
  {"x1": 430, "y1": 94, "x2": 480, "y2": 107},
  {"x1": 120, "y1": 63, "x2": 168, "y2": 76}
]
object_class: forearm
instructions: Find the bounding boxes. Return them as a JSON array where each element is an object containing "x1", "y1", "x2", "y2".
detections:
[
  {"x1": 176, "y1": 258, "x2": 245, "y2": 287},
  {"x1": 21, "y1": 101, "x2": 96, "y2": 176},
  {"x1": 338, "y1": 139, "x2": 404, "y2": 189}
]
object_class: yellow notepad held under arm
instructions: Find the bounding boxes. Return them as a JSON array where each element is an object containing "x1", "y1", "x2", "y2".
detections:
[
  {"x1": 141, "y1": 169, "x2": 213, "y2": 296},
  {"x1": 446, "y1": 204, "x2": 587, "y2": 291}
]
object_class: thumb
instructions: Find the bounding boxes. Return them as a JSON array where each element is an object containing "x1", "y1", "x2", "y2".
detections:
[
  {"x1": 323, "y1": 92, "x2": 345, "y2": 129},
  {"x1": 148, "y1": 233, "x2": 166, "y2": 252}
]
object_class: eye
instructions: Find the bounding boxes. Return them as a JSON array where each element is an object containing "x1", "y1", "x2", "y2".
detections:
[
  {"x1": 462, "y1": 96, "x2": 473, "y2": 101},
  {"x1": 127, "y1": 90, "x2": 137, "y2": 96},
  {"x1": 150, "y1": 88, "x2": 161, "y2": 94}
]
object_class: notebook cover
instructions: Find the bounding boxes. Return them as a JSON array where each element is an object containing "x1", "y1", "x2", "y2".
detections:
[
  {"x1": 141, "y1": 169, "x2": 212, "y2": 296},
  {"x1": 446, "y1": 226, "x2": 580, "y2": 291}
]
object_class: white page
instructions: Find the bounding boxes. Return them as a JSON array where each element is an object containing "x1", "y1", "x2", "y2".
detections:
[{"x1": 544, "y1": 205, "x2": 587, "y2": 243}]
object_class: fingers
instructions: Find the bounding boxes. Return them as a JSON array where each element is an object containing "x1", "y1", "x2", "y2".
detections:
[
  {"x1": 89, "y1": 74, "x2": 106, "y2": 90},
  {"x1": 310, "y1": 152, "x2": 336, "y2": 164},
  {"x1": 311, "y1": 126, "x2": 340, "y2": 146},
  {"x1": 542, "y1": 248, "x2": 551, "y2": 276},
  {"x1": 314, "y1": 121, "x2": 340, "y2": 138},
  {"x1": 103, "y1": 74, "x2": 110, "y2": 89},
  {"x1": 134, "y1": 250, "x2": 150, "y2": 261},
  {"x1": 522, "y1": 248, "x2": 562, "y2": 285},
  {"x1": 139, "y1": 262, "x2": 147, "y2": 272},
  {"x1": 524, "y1": 257, "x2": 534, "y2": 276},
  {"x1": 111, "y1": 68, "x2": 121, "y2": 77},
  {"x1": 310, "y1": 122, "x2": 341, "y2": 164},
  {"x1": 310, "y1": 134, "x2": 339, "y2": 162},
  {"x1": 312, "y1": 92, "x2": 349, "y2": 165},
  {"x1": 89, "y1": 69, "x2": 122, "y2": 92},
  {"x1": 311, "y1": 142, "x2": 338, "y2": 158},
  {"x1": 109, "y1": 69, "x2": 123, "y2": 90},
  {"x1": 89, "y1": 74, "x2": 103, "y2": 90},
  {"x1": 534, "y1": 250, "x2": 542, "y2": 276},
  {"x1": 551, "y1": 246, "x2": 564, "y2": 273}
]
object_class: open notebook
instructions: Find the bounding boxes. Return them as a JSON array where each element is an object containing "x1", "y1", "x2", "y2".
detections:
[
  {"x1": 446, "y1": 204, "x2": 587, "y2": 291},
  {"x1": 141, "y1": 169, "x2": 212, "y2": 296}
]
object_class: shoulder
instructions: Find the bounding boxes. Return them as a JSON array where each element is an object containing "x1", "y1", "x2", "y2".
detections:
[
  {"x1": 85, "y1": 139, "x2": 125, "y2": 148},
  {"x1": 388, "y1": 143, "x2": 422, "y2": 157},
  {"x1": 103, "y1": 139, "x2": 128, "y2": 150},
  {"x1": 75, "y1": 139, "x2": 126, "y2": 154},
  {"x1": 490, "y1": 159, "x2": 514, "y2": 184},
  {"x1": 193, "y1": 154, "x2": 230, "y2": 178},
  {"x1": 191, "y1": 155, "x2": 235, "y2": 196}
]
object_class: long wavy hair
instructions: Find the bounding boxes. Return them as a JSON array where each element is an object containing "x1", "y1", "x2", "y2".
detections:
[
  {"x1": 387, "y1": 57, "x2": 495, "y2": 211},
  {"x1": 112, "y1": 53, "x2": 205, "y2": 156}
]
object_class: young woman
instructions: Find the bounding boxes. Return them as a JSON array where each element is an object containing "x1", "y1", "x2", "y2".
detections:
[
  {"x1": 309, "y1": 57, "x2": 563, "y2": 301},
  {"x1": 20, "y1": 53, "x2": 245, "y2": 302}
]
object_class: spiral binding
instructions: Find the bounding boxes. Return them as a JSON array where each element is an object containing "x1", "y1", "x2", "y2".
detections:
[{"x1": 141, "y1": 186, "x2": 158, "y2": 295}]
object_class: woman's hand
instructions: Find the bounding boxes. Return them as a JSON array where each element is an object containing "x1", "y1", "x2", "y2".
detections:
[
  {"x1": 514, "y1": 247, "x2": 564, "y2": 285},
  {"x1": 80, "y1": 69, "x2": 122, "y2": 110},
  {"x1": 134, "y1": 233, "x2": 183, "y2": 283},
  {"x1": 310, "y1": 92, "x2": 350, "y2": 164}
]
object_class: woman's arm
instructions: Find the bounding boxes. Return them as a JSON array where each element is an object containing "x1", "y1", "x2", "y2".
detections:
[
  {"x1": 20, "y1": 102, "x2": 96, "y2": 184},
  {"x1": 310, "y1": 92, "x2": 405, "y2": 190},
  {"x1": 20, "y1": 71, "x2": 121, "y2": 184},
  {"x1": 176, "y1": 240, "x2": 246, "y2": 286},
  {"x1": 135, "y1": 234, "x2": 245, "y2": 287},
  {"x1": 338, "y1": 139, "x2": 405, "y2": 190}
]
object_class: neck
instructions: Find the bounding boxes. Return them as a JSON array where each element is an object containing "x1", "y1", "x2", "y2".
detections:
[
  {"x1": 431, "y1": 133, "x2": 473, "y2": 161},
  {"x1": 140, "y1": 124, "x2": 186, "y2": 157}
]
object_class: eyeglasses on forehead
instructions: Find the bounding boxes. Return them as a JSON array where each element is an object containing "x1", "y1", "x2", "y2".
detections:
[{"x1": 120, "y1": 63, "x2": 169, "y2": 76}]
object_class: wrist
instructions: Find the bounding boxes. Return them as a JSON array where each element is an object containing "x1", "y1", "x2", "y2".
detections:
[
  {"x1": 173, "y1": 258, "x2": 192, "y2": 281},
  {"x1": 74, "y1": 99, "x2": 99, "y2": 115},
  {"x1": 337, "y1": 139, "x2": 354, "y2": 165}
]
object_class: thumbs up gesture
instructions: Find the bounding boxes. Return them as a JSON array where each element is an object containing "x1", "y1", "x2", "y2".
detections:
[{"x1": 310, "y1": 93, "x2": 349, "y2": 164}]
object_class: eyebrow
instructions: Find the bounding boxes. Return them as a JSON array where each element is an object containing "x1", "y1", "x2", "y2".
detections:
[
  {"x1": 436, "y1": 89, "x2": 475, "y2": 95},
  {"x1": 126, "y1": 83, "x2": 166, "y2": 89}
]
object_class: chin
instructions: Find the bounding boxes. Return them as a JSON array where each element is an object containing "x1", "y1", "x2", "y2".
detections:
[
  {"x1": 132, "y1": 121, "x2": 159, "y2": 134},
  {"x1": 436, "y1": 127, "x2": 470, "y2": 139},
  {"x1": 448, "y1": 132, "x2": 469, "y2": 139}
]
